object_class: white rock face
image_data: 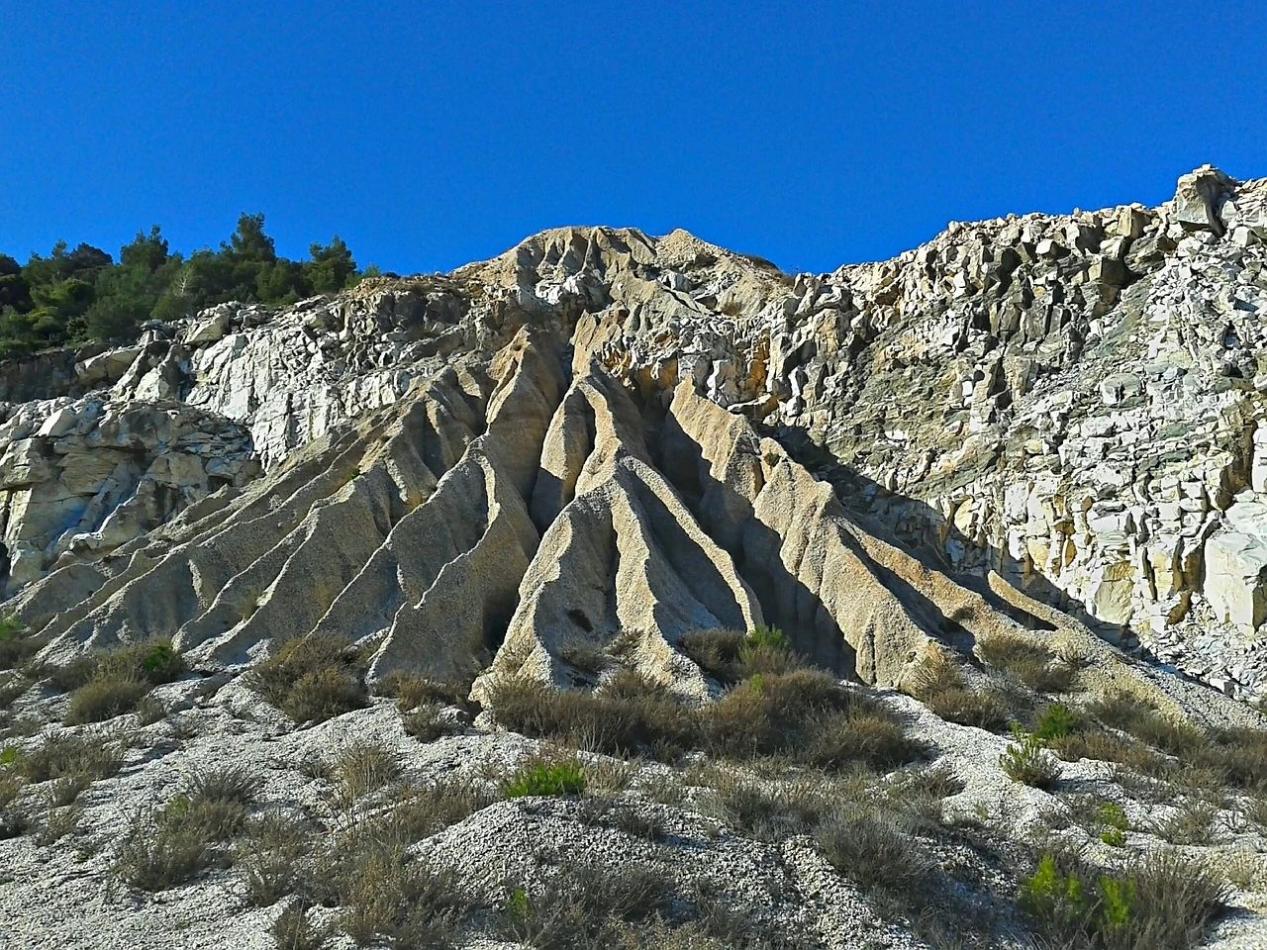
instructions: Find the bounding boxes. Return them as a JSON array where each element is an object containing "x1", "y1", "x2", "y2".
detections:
[
  {"x1": 1204, "y1": 495, "x2": 1267, "y2": 629},
  {"x1": 1, "y1": 167, "x2": 1267, "y2": 696}
]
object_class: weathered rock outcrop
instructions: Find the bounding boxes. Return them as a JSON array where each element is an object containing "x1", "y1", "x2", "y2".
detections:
[{"x1": 3, "y1": 166, "x2": 1267, "y2": 700}]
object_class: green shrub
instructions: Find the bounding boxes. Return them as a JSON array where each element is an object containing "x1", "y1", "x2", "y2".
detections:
[
  {"x1": 745, "y1": 625, "x2": 790, "y2": 652},
  {"x1": 1097, "y1": 801, "x2": 1129, "y2": 831},
  {"x1": 1034, "y1": 703, "x2": 1081, "y2": 741},
  {"x1": 502, "y1": 759, "x2": 586, "y2": 798},
  {"x1": 1101, "y1": 826, "x2": 1127, "y2": 847},
  {"x1": 1000, "y1": 733, "x2": 1060, "y2": 789}
]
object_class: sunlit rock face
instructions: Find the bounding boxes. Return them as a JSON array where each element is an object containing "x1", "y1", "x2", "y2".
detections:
[{"x1": 4, "y1": 167, "x2": 1267, "y2": 698}]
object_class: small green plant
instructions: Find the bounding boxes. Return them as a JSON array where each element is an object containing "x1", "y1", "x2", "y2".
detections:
[
  {"x1": 1000, "y1": 732, "x2": 1060, "y2": 789},
  {"x1": 1019, "y1": 854, "x2": 1087, "y2": 932},
  {"x1": 1100, "y1": 826, "x2": 1126, "y2": 847},
  {"x1": 0, "y1": 745, "x2": 20, "y2": 768},
  {"x1": 137, "y1": 643, "x2": 184, "y2": 684},
  {"x1": 1097, "y1": 801, "x2": 1129, "y2": 831},
  {"x1": 1098, "y1": 876, "x2": 1135, "y2": 932},
  {"x1": 1034, "y1": 703, "x2": 1080, "y2": 741},
  {"x1": 738, "y1": 626, "x2": 799, "y2": 677},
  {"x1": 502, "y1": 760, "x2": 586, "y2": 798}
]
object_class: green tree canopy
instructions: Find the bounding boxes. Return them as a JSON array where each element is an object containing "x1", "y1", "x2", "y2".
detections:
[{"x1": 0, "y1": 215, "x2": 364, "y2": 359}]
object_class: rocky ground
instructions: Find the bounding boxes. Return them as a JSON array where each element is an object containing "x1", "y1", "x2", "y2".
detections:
[
  {"x1": 1, "y1": 167, "x2": 1267, "y2": 948},
  {"x1": 1, "y1": 641, "x2": 1267, "y2": 950}
]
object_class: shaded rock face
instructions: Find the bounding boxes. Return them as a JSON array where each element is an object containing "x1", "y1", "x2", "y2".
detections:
[
  {"x1": 0, "y1": 397, "x2": 258, "y2": 591},
  {"x1": 4, "y1": 167, "x2": 1267, "y2": 699}
]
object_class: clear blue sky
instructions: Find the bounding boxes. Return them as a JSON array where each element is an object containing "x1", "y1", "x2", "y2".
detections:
[{"x1": 2, "y1": 2, "x2": 1265, "y2": 276}]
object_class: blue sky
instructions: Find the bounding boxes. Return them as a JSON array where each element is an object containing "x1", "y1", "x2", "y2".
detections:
[{"x1": 2, "y1": 2, "x2": 1265, "y2": 275}]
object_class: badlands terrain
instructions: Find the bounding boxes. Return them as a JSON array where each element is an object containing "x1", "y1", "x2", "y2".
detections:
[{"x1": 1, "y1": 166, "x2": 1267, "y2": 948}]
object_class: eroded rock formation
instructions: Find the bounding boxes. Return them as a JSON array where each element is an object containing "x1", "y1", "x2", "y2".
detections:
[{"x1": 2, "y1": 166, "x2": 1267, "y2": 701}]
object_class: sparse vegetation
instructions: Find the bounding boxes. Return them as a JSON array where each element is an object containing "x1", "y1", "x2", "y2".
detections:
[
  {"x1": 402, "y1": 703, "x2": 456, "y2": 742},
  {"x1": 1019, "y1": 848, "x2": 1227, "y2": 950},
  {"x1": 246, "y1": 635, "x2": 366, "y2": 724},
  {"x1": 501, "y1": 864, "x2": 672, "y2": 948},
  {"x1": 1152, "y1": 797, "x2": 1218, "y2": 846},
  {"x1": 60, "y1": 639, "x2": 185, "y2": 724},
  {"x1": 271, "y1": 902, "x2": 330, "y2": 950},
  {"x1": 332, "y1": 741, "x2": 401, "y2": 807},
  {"x1": 19, "y1": 731, "x2": 124, "y2": 784},
  {"x1": 36, "y1": 805, "x2": 82, "y2": 846},
  {"x1": 978, "y1": 631, "x2": 1077, "y2": 693},
  {"x1": 680, "y1": 625, "x2": 803, "y2": 683},
  {"x1": 116, "y1": 807, "x2": 213, "y2": 891},
  {"x1": 0, "y1": 616, "x2": 37, "y2": 671},
  {"x1": 65, "y1": 674, "x2": 150, "y2": 724},
  {"x1": 815, "y1": 805, "x2": 934, "y2": 892},
  {"x1": 115, "y1": 765, "x2": 259, "y2": 890},
  {"x1": 240, "y1": 811, "x2": 316, "y2": 907},
  {"x1": 904, "y1": 651, "x2": 1013, "y2": 731},
  {"x1": 491, "y1": 647, "x2": 925, "y2": 779},
  {"x1": 379, "y1": 671, "x2": 471, "y2": 712},
  {"x1": 384, "y1": 777, "x2": 499, "y2": 841}
]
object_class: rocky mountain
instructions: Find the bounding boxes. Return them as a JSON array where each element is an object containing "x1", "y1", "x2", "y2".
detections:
[{"x1": 2, "y1": 167, "x2": 1267, "y2": 950}]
